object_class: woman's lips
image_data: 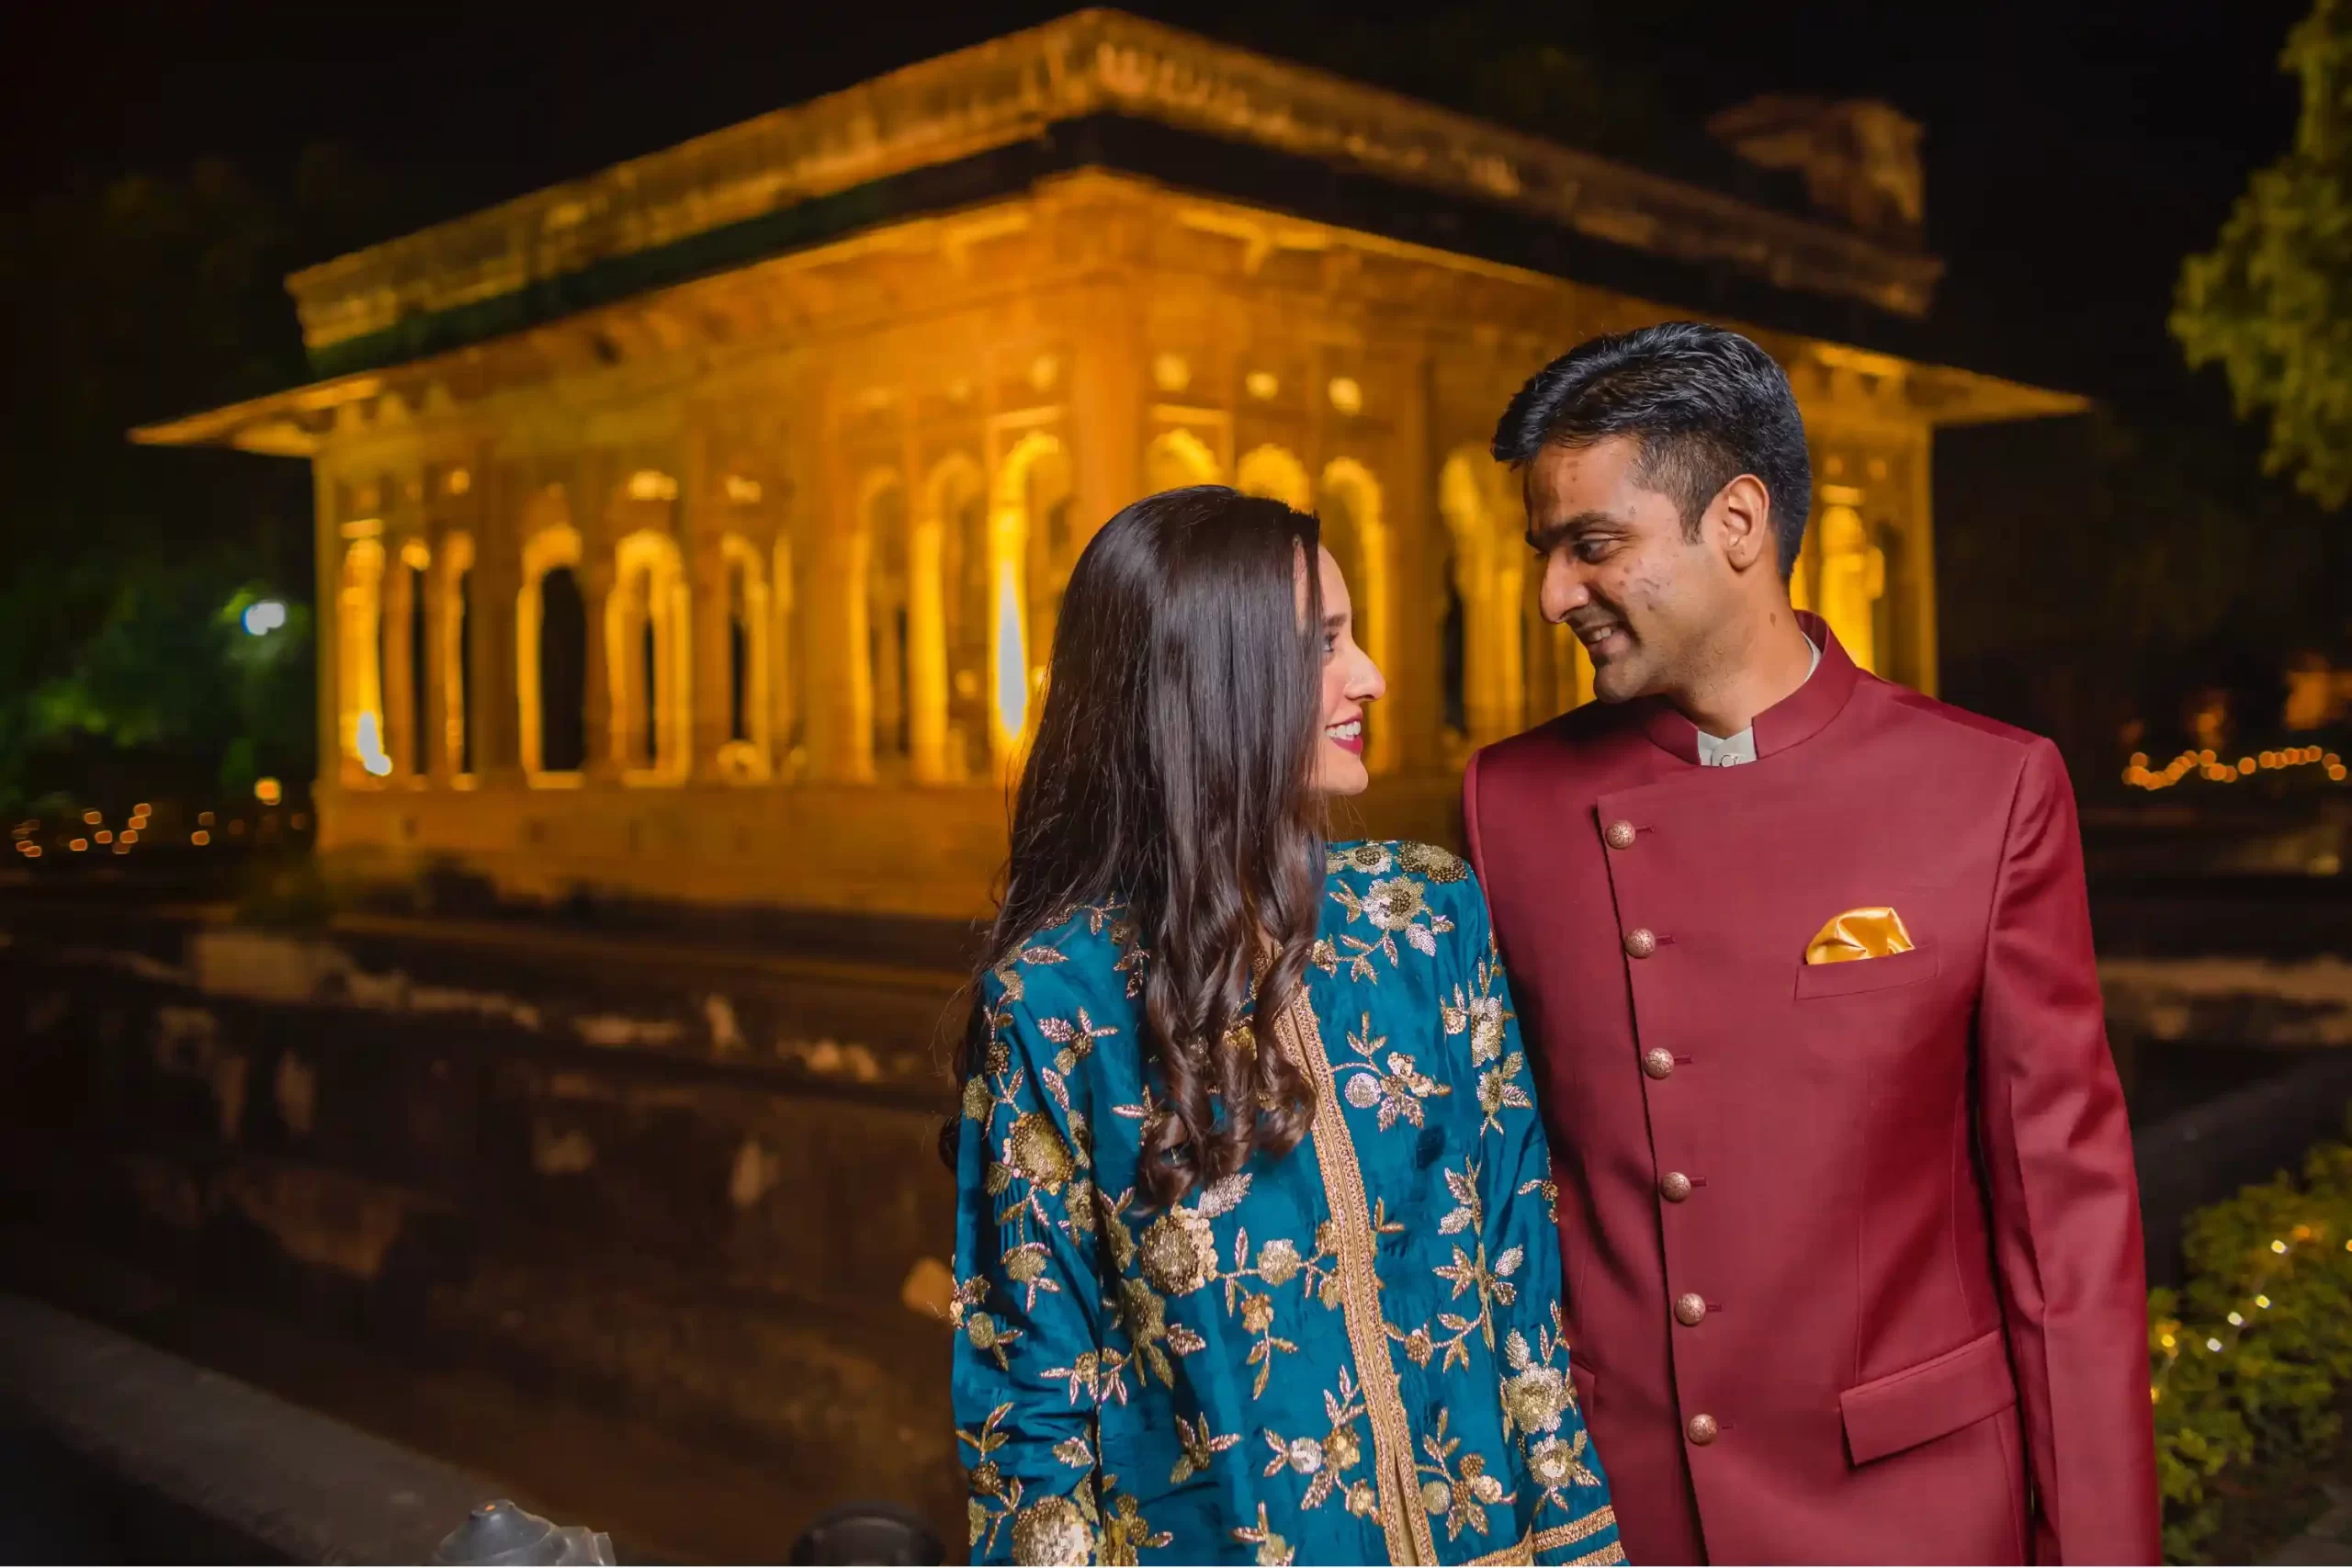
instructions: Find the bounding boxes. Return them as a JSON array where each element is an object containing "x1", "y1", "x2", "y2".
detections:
[{"x1": 1325, "y1": 718, "x2": 1363, "y2": 755}]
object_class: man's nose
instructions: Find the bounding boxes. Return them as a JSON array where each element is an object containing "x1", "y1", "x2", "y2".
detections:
[{"x1": 1540, "y1": 556, "x2": 1593, "y2": 624}]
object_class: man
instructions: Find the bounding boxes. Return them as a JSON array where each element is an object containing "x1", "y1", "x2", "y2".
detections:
[{"x1": 1462, "y1": 322, "x2": 2157, "y2": 1564}]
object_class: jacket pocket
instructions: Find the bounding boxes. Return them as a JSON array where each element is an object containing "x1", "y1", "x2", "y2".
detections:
[
  {"x1": 1794, "y1": 944, "x2": 1939, "y2": 1000},
  {"x1": 1839, "y1": 1329, "x2": 2017, "y2": 1466}
]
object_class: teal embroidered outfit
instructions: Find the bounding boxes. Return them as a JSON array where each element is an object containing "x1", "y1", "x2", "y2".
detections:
[{"x1": 953, "y1": 840, "x2": 1622, "y2": 1565}]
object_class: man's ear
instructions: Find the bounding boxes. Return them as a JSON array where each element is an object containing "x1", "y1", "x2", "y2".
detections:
[{"x1": 1708, "y1": 473, "x2": 1775, "y2": 573}]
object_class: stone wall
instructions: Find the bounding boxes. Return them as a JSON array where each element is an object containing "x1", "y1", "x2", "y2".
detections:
[{"x1": 0, "y1": 896, "x2": 969, "y2": 1542}]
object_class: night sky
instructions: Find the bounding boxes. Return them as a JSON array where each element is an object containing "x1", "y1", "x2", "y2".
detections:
[{"x1": 4, "y1": 0, "x2": 2308, "y2": 413}]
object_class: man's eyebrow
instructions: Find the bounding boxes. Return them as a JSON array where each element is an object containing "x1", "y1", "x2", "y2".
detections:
[{"x1": 1524, "y1": 509, "x2": 1620, "y2": 551}]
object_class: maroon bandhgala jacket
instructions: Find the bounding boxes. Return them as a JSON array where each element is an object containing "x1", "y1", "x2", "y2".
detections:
[{"x1": 1463, "y1": 616, "x2": 2158, "y2": 1566}]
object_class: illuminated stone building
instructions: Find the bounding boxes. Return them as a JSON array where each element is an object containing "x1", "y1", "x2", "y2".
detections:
[{"x1": 140, "y1": 10, "x2": 2078, "y2": 919}]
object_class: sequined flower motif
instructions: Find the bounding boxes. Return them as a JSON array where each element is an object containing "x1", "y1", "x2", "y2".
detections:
[
  {"x1": 1502, "y1": 1366, "x2": 1570, "y2": 1435},
  {"x1": 1255, "y1": 1237, "x2": 1302, "y2": 1288},
  {"x1": 1528, "y1": 1430, "x2": 1600, "y2": 1491},
  {"x1": 1361, "y1": 876, "x2": 1429, "y2": 931},
  {"x1": 1140, "y1": 1206, "x2": 1220, "y2": 1295},
  {"x1": 1011, "y1": 1494, "x2": 1094, "y2": 1565},
  {"x1": 1005, "y1": 1112, "x2": 1075, "y2": 1191},
  {"x1": 1464, "y1": 996, "x2": 1509, "y2": 1063},
  {"x1": 1332, "y1": 842, "x2": 1395, "y2": 875},
  {"x1": 1396, "y1": 840, "x2": 1469, "y2": 883}
]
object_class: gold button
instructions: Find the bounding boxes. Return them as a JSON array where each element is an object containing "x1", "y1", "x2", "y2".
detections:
[
  {"x1": 1687, "y1": 1413, "x2": 1719, "y2": 1446},
  {"x1": 1674, "y1": 1292, "x2": 1708, "y2": 1327},
  {"x1": 1642, "y1": 1048, "x2": 1675, "y2": 1080},
  {"x1": 1623, "y1": 927, "x2": 1657, "y2": 959},
  {"x1": 1659, "y1": 1171, "x2": 1693, "y2": 1203},
  {"x1": 1604, "y1": 819, "x2": 1637, "y2": 850}
]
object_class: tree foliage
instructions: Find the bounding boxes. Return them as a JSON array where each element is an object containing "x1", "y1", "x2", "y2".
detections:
[
  {"x1": 2173, "y1": 0, "x2": 2352, "y2": 509},
  {"x1": 0, "y1": 148, "x2": 424, "y2": 811}
]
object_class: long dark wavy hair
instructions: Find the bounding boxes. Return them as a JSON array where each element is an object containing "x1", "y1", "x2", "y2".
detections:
[{"x1": 947, "y1": 486, "x2": 1328, "y2": 1207}]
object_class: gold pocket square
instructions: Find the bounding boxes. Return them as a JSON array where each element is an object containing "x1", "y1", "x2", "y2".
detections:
[{"x1": 1804, "y1": 907, "x2": 1915, "y2": 965}]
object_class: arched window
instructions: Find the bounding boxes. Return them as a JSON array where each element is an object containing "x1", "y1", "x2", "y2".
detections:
[
  {"x1": 1145, "y1": 428, "x2": 1221, "y2": 494},
  {"x1": 607, "y1": 529, "x2": 691, "y2": 783},
  {"x1": 1816, "y1": 504, "x2": 1884, "y2": 675},
  {"x1": 922, "y1": 456, "x2": 988, "y2": 784},
  {"x1": 339, "y1": 536, "x2": 390, "y2": 780},
  {"x1": 1318, "y1": 458, "x2": 1392, "y2": 772},
  {"x1": 518, "y1": 503, "x2": 585, "y2": 784},
  {"x1": 774, "y1": 532, "x2": 804, "y2": 775},
  {"x1": 983, "y1": 433, "x2": 1071, "y2": 775},
  {"x1": 401, "y1": 542, "x2": 431, "y2": 777},
  {"x1": 1437, "y1": 449, "x2": 1530, "y2": 745},
  {"x1": 861, "y1": 477, "x2": 911, "y2": 775},
  {"x1": 539, "y1": 568, "x2": 588, "y2": 774},
  {"x1": 718, "y1": 535, "x2": 772, "y2": 781},
  {"x1": 439, "y1": 532, "x2": 477, "y2": 778},
  {"x1": 1020, "y1": 443, "x2": 1075, "y2": 694},
  {"x1": 1237, "y1": 445, "x2": 1312, "y2": 512}
]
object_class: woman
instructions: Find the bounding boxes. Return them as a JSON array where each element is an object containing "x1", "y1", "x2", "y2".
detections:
[{"x1": 949, "y1": 488, "x2": 1619, "y2": 1566}]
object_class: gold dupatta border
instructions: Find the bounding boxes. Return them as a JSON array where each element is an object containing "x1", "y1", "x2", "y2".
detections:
[
  {"x1": 1466, "y1": 1507, "x2": 1624, "y2": 1567},
  {"x1": 1274, "y1": 990, "x2": 1442, "y2": 1566}
]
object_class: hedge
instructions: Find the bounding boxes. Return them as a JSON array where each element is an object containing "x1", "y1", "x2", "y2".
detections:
[{"x1": 2151, "y1": 1106, "x2": 2352, "y2": 1561}]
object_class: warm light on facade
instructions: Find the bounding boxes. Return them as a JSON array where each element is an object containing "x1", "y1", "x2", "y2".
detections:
[
  {"x1": 254, "y1": 777, "x2": 283, "y2": 806},
  {"x1": 356, "y1": 711, "x2": 394, "y2": 776},
  {"x1": 991, "y1": 560, "x2": 1028, "y2": 761}
]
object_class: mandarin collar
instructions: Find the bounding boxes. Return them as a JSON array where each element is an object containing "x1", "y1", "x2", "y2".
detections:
[{"x1": 1639, "y1": 612, "x2": 1861, "y2": 765}]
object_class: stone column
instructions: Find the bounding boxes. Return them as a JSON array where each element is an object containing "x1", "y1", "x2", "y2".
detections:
[
  {"x1": 1902, "y1": 434, "x2": 1939, "y2": 697},
  {"x1": 907, "y1": 509, "x2": 949, "y2": 784},
  {"x1": 1379, "y1": 350, "x2": 1433, "y2": 773},
  {"x1": 310, "y1": 465, "x2": 342, "y2": 797},
  {"x1": 1067, "y1": 280, "x2": 1144, "y2": 540},
  {"x1": 470, "y1": 455, "x2": 525, "y2": 784},
  {"x1": 576, "y1": 456, "x2": 625, "y2": 787}
]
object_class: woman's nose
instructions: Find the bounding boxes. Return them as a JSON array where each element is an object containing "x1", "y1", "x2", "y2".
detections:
[{"x1": 1353, "y1": 653, "x2": 1386, "y2": 703}]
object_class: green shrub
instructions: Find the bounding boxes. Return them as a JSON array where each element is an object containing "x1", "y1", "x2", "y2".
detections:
[{"x1": 2152, "y1": 1110, "x2": 2352, "y2": 1561}]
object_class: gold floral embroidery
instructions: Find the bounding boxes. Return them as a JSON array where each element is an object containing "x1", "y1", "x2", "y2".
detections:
[
  {"x1": 1232, "y1": 1502, "x2": 1295, "y2": 1565},
  {"x1": 1416, "y1": 1409, "x2": 1517, "y2": 1544},
  {"x1": 1335, "y1": 1012, "x2": 1453, "y2": 1129},
  {"x1": 1391, "y1": 1164, "x2": 1525, "y2": 1371},
  {"x1": 1170, "y1": 1412, "x2": 1241, "y2": 1483},
  {"x1": 1329, "y1": 842, "x2": 1395, "y2": 875},
  {"x1": 1096, "y1": 1488, "x2": 1173, "y2": 1564},
  {"x1": 1272, "y1": 992, "x2": 1441, "y2": 1564},
  {"x1": 1443, "y1": 935, "x2": 1531, "y2": 1137},
  {"x1": 1396, "y1": 840, "x2": 1470, "y2": 883},
  {"x1": 1261, "y1": 1367, "x2": 1381, "y2": 1517},
  {"x1": 1221, "y1": 1221, "x2": 1342, "y2": 1396},
  {"x1": 1326, "y1": 865, "x2": 1457, "y2": 977}
]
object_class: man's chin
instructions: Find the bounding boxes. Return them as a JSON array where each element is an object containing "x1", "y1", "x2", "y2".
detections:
[{"x1": 1590, "y1": 662, "x2": 1651, "y2": 705}]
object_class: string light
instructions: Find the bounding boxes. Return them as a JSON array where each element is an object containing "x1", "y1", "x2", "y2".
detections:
[{"x1": 2124, "y1": 743, "x2": 2352, "y2": 792}]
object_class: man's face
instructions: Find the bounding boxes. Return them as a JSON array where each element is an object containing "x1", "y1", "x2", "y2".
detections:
[{"x1": 1524, "y1": 436, "x2": 1736, "y2": 705}]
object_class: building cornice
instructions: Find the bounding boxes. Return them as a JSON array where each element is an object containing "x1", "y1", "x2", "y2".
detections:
[{"x1": 284, "y1": 7, "x2": 1941, "y2": 367}]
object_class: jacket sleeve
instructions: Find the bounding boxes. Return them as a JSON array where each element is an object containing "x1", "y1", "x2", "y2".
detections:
[
  {"x1": 953, "y1": 956, "x2": 1109, "y2": 1564},
  {"x1": 1976, "y1": 739, "x2": 2159, "y2": 1563},
  {"x1": 1453, "y1": 877, "x2": 1621, "y2": 1562}
]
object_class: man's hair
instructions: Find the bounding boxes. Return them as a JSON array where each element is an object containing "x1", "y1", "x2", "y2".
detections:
[{"x1": 1491, "y1": 321, "x2": 1811, "y2": 578}]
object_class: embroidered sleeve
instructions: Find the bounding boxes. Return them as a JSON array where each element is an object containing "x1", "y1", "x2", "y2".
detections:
[
  {"x1": 1448, "y1": 879, "x2": 1623, "y2": 1563},
  {"x1": 953, "y1": 949, "x2": 1114, "y2": 1565}
]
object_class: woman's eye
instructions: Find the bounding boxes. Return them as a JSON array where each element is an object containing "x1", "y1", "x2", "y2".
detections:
[{"x1": 1322, "y1": 633, "x2": 1338, "y2": 658}]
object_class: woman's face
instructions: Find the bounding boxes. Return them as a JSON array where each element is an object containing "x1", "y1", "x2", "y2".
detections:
[{"x1": 1308, "y1": 544, "x2": 1385, "y2": 796}]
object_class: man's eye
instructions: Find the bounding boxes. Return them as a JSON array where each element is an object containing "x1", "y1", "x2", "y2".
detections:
[{"x1": 1575, "y1": 539, "x2": 1610, "y2": 563}]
